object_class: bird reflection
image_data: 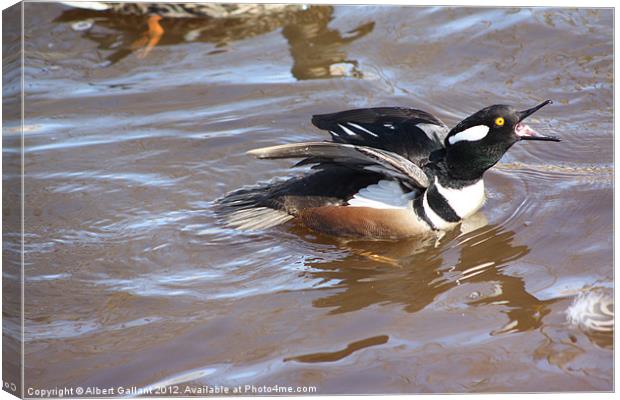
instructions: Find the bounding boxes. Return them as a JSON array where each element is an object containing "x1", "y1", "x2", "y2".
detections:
[
  {"x1": 450, "y1": 226, "x2": 551, "y2": 334},
  {"x1": 54, "y1": 4, "x2": 375, "y2": 79},
  {"x1": 282, "y1": 14, "x2": 374, "y2": 80},
  {"x1": 293, "y1": 221, "x2": 556, "y2": 335}
]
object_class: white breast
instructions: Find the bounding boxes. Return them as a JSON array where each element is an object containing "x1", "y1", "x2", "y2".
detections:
[{"x1": 434, "y1": 177, "x2": 485, "y2": 219}]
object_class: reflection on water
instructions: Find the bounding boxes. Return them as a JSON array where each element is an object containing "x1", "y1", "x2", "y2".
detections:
[
  {"x1": 4, "y1": 2, "x2": 613, "y2": 395},
  {"x1": 285, "y1": 335, "x2": 390, "y2": 363},
  {"x1": 283, "y1": 15, "x2": 374, "y2": 79},
  {"x1": 54, "y1": 5, "x2": 374, "y2": 79},
  {"x1": 298, "y1": 223, "x2": 552, "y2": 336}
]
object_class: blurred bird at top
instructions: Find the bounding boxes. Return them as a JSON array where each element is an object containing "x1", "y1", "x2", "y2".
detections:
[
  {"x1": 61, "y1": 2, "x2": 305, "y2": 58},
  {"x1": 57, "y1": 3, "x2": 375, "y2": 80}
]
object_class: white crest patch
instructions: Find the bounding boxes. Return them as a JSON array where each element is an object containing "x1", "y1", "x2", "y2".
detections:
[
  {"x1": 448, "y1": 125, "x2": 490, "y2": 145},
  {"x1": 348, "y1": 180, "x2": 413, "y2": 209}
]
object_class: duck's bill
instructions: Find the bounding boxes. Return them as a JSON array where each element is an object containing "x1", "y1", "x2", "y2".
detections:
[
  {"x1": 516, "y1": 99, "x2": 561, "y2": 142},
  {"x1": 515, "y1": 123, "x2": 560, "y2": 142}
]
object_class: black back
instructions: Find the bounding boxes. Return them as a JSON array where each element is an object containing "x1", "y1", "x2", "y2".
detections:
[{"x1": 312, "y1": 107, "x2": 450, "y2": 165}]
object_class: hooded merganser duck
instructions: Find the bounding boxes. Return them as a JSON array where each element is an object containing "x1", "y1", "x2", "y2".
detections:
[{"x1": 218, "y1": 100, "x2": 560, "y2": 239}]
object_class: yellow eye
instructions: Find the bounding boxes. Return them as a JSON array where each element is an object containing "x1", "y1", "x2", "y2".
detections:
[{"x1": 495, "y1": 117, "x2": 505, "y2": 127}]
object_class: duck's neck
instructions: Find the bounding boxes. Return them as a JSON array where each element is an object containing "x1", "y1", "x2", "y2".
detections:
[
  {"x1": 444, "y1": 143, "x2": 510, "y2": 181},
  {"x1": 426, "y1": 156, "x2": 485, "y2": 188}
]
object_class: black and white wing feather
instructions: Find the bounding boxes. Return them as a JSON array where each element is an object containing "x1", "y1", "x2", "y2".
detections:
[
  {"x1": 247, "y1": 141, "x2": 429, "y2": 189},
  {"x1": 311, "y1": 107, "x2": 449, "y2": 164}
]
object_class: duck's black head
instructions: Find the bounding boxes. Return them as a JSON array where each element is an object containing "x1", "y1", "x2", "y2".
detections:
[{"x1": 443, "y1": 100, "x2": 559, "y2": 180}]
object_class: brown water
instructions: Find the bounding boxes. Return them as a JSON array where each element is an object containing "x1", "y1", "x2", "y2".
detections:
[{"x1": 3, "y1": 3, "x2": 613, "y2": 395}]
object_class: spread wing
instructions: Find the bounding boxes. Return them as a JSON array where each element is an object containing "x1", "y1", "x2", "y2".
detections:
[
  {"x1": 311, "y1": 107, "x2": 450, "y2": 164},
  {"x1": 247, "y1": 141, "x2": 429, "y2": 189}
]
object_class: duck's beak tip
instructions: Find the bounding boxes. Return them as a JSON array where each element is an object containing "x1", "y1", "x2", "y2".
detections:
[{"x1": 518, "y1": 99, "x2": 554, "y2": 122}]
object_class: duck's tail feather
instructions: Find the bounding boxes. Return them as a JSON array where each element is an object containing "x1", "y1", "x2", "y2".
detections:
[
  {"x1": 223, "y1": 207, "x2": 294, "y2": 231},
  {"x1": 215, "y1": 182, "x2": 294, "y2": 231}
]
